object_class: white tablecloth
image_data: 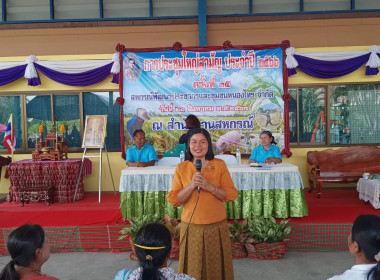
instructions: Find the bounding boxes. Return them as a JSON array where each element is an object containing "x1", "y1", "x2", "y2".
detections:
[
  {"x1": 357, "y1": 178, "x2": 380, "y2": 209},
  {"x1": 119, "y1": 163, "x2": 303, "y2": 192}
]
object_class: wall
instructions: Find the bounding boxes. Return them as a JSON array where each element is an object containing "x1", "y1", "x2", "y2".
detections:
[
  {"x1": 1, "y1": 15, "x2": 379, "y2": 194},
  {"x1": 1, "y1": 17, "x2": 380, "y2": 57},
  {"x1": 0, "y1": 24, "x2": 199, "y2": 56}
]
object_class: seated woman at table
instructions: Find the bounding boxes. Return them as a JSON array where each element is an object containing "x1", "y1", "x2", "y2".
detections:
[
  {"x1": 0, "y1": 224, "x2": 59, "y2": 280},
  {"x1": 167, "y1": 128, "x2": 238, "y2": 280},
  {"x1": 248, "y1": 130, "x2": 282, "y2": 164},
  {"x1": 179, "y1": 115, "x2": 201, "y2": 147},
  {"x1": 126, "y1": 129, "x2": 158, "y2": 167},
  {"x1": 327, "y1": 214, "x2": 380, "y2": 280},
  {"x1": 114, "y1": 223, "x2": 195, "y2": 280}
]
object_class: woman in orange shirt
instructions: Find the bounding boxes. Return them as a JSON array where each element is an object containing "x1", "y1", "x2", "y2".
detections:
[
  {"x1": 0, "y1": 224, "x2": 59, "y2": 280},
  {"x1": 167, "y1": 128, "x2": 238, "y2": 280}
]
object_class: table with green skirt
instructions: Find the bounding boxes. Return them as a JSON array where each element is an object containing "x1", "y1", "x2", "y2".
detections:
[{"x1": 119, "y1": 163, "x2": 308, "y2": 220}]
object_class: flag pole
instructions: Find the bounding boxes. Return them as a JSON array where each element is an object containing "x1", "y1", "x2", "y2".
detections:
[{"x1": 10, "y1": 113, "x2": 14, "y2": 162}]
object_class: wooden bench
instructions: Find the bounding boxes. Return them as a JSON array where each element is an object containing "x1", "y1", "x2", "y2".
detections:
[{"x1": 307, "y1": 146, "x2": 380, "y2": 198}]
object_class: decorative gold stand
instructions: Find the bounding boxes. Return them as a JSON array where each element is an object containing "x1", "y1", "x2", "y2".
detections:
[{"x1": 32, "y1": 127, "x2": 68, "y2": 161}]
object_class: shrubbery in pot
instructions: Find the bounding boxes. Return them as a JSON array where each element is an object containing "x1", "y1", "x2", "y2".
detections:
[
  {"x1": 245, "y1": 216, "x2": 291, "y2": 259},
  {"x1": 229, "y1": 219, "x2": 248, "y2": 259}
]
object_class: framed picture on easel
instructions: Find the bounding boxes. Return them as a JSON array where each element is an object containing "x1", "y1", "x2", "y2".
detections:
[{"x1": 82, "y1": 115, "x2": 107, "y2": 148}]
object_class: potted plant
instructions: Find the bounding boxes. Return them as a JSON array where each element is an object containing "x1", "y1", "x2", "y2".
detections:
[
  {"x1": 119, "y1": 214, "x2": 162, "y2": 260},
  {"x1": 245, "y1": 216, "x2": 291, "y2": 260},
  {"x1": 162, "y1": 215, "x2": 181, "y2": 260},
  {"x1": 229, "y1": 219, "x2": 248, "y2": 259}
]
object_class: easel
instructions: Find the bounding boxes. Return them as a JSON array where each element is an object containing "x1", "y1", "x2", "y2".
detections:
[
  {"x1": 73, "y1": 115, "x2": 116, "y2": 203},
  {"x1": 73, "y1": 143, "x2": 116, "y2": 203}
]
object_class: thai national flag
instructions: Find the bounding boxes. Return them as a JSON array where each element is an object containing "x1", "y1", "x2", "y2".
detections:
[{"x1": 2, "y1": 114, "x2": 16, "y2": 154}]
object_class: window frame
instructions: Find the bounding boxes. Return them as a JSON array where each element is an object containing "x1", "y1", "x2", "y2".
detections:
[
  {"x1": 289, "y1": 83, "x2": 380, "y2": 147},
  {"x1": 1, "y1": 0, "x2": 380, "y2": 24},
  {"x1": 289, "y1": 84, "x2": 329, "y2": 147},
  {"x1": 0, "y1": 90, "x2": 121, "y2": 154}
]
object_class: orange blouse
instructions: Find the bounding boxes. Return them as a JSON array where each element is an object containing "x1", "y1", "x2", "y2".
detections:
[{"x1": 167, "y1": 158, "x2": 238, "y2": 224}]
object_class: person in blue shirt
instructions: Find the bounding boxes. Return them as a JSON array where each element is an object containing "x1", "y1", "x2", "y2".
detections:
[
  {"x1": 248, "y1": 131, "x2": 282, "y2": 164},
  {"x1": 126, "y1": 108, "x2": 150, "y2": 139},
  {"x1": 126, "y1": 129, "x2": 158, "y2": 167}
]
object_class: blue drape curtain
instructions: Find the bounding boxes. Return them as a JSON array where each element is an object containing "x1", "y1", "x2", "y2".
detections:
[
  {"x1": 289, "y1": 53, "x2": 380, "y2": 78},
  {"x1": 0, "y1": 62, "x2": 117, "y2": 87},
  {"x1": 0, "y1": 65, "x2": 27, "y2": 86}
]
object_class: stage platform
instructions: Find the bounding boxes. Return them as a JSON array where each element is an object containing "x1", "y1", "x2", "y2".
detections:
[{"x1": 0, "y1": 189, "x2": 379, "y2": 255}]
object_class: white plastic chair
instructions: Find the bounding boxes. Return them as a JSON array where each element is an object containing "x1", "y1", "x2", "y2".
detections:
[
  {"x1": 158, "y1": 157, "x2": 181, "y2": 166},
  {"x1": 214, "y1": 154, "x2": 238, "y2": 166}
]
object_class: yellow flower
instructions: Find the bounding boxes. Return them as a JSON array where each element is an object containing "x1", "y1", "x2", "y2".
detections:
[
  {"x1": 39, "y1": 125, "x2": 44, "y2": 133},
  {"x1": 60, "y1": 124, "x2": 65, "y2": 133}
]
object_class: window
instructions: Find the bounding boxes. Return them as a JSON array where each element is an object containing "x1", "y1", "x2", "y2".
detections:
[
  {"x1": 83, "y1": 92, "x2": 120, "y2": 150},
  {"x1": 153, "y1": 0, "x2": 197, "y2": 17},
  {"x1": 290, "y1": 84, "x2": 380, "y2": 146},
  {"x1": 289, "y1": 87, "x2": 326, "y2": 145},
  {"x1": 253, "y1": 0, "x2": 299, "y2": 13},
  {"x1": 304, "y1": 0, "x2": 351, "y2": 11},
  {"x1": 331, "y1": 84, "x2": 380, "y2": 145},
  {"x1": 207, "y1": 0, "x2": 249, "y2": 15},
  {"x1": 355, "y1": 0, "x2": 380, "y2": 9},
  {"x1": 0, "y1": 96, "x2": 22, "y2": 150},
  {"x1": 26, "y1": 95, "x2": 52, "y2": 149},
  {"x1": 54, "y1": 0, "x2": 99, "y2": 20},
  {"x1": 54, "y1": 95, "x2": 81, "y2": 148},
  {"x1": 103, "y1": 0, "x2": 150, "y2": 18},
  {"x1": 0, "y1": 91, "x2": 120, "y2": 153},
  {"x1": 6, "y1": 0, "x2": 50, "y2": 21}
]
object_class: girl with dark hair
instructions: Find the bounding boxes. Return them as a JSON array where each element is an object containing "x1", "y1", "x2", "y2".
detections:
[
  {"x1": 327, "y1": 214, "x2": 380, "y2": 280},
  {"x1": 178, "y1": 115, "x2": 201, "y2": 146},
  {"x1": 167, "y1": 128, "x2": 238, "y2": 280},
  {"x1": 248, "y1": 130, "x2": 282, "y2": 164},
  {"x1": 114, "y1": 223, "x2": 194, "y2": 280},
  {"x1": 0, "y1": 224, "x2": 58, "y2": 280}
]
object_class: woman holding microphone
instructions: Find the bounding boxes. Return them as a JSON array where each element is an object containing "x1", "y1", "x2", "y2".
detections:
[{"x1": 167, "y1": 128, "x2": 238, "y2": 280}]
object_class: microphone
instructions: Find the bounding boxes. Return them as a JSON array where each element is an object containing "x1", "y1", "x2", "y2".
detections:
[{"x1": 195, "y1": 159, "x2": 202, "y2": 193}]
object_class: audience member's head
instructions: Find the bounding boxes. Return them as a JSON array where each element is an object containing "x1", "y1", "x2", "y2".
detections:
[
  {"x1": 134, "y1": 223, "x2": 172, "y2": 280},
  {"x1": 350, "y1": 214, "x2": 380, "y2": 280},
  {"x1": 0, "y1": 224, "x2": 50, "y2": 280},
  {"x1": 185, "y1": 115, "x2": 201, "y2": 130}
]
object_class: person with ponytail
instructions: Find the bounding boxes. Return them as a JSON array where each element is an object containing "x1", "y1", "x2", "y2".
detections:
[
  {"x1": 114, "y1": 223, "x2": 194, "y2": 280},
  {"x1": 0, "y1": 224, "x2": 58, "y2": 280},
  {"x1": 327, "y1": 214, "x2": 380, "y2": 280}
]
